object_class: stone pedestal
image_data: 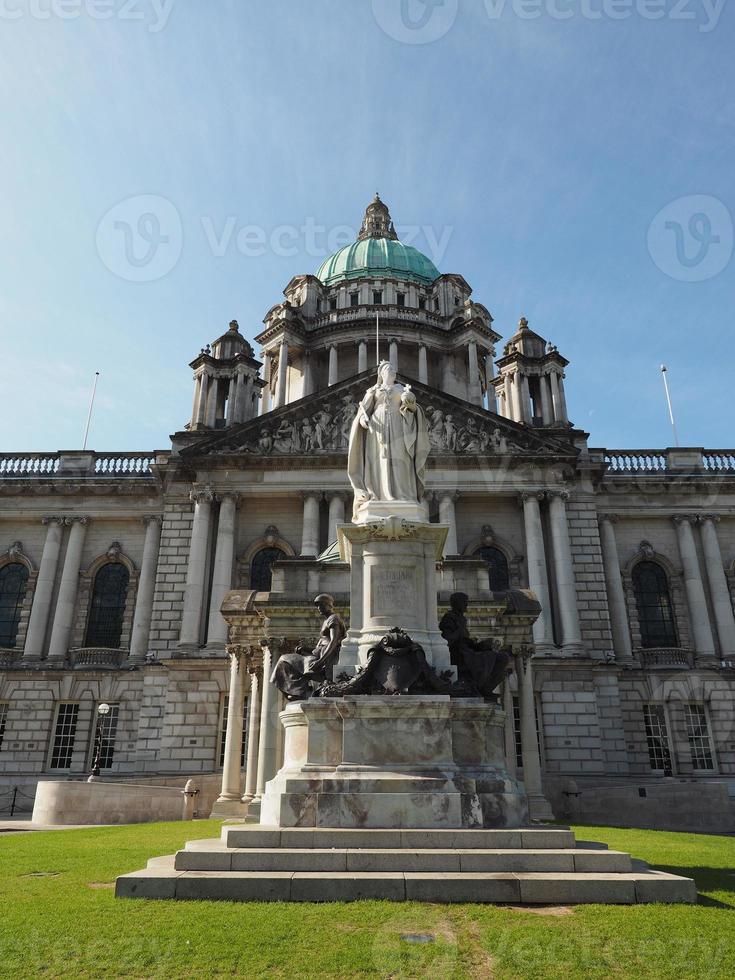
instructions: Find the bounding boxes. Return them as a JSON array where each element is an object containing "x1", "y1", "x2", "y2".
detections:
[
  {"x1": 337, "y1": 518, "x2": 450, "y2": 671},
  {"x1": 259, "y1": 696, "x2": 528, "y2": 829}
]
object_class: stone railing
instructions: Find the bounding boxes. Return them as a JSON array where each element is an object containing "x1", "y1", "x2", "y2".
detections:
[
  {"x1": 68, "y1": 648, "x2": 128, "y2": 669},
  {"x1": 604, "y1": 449, "x2": 735, "y2": 475},
  {"x1": 315, "y1": 304, "x2": 444, "y2": 330},
  {"x1": 0, "y1": 451, "x2": 157, "y2": 479},
  {"x1": 636, "y1": 648, "x2": 694, "y2": 669},
  {"x1": 0, "y1": 454, "x2": 60, "y2": 476},
  {"x1": 604, "y1": 451, "x2": 667, "y2": 473}
]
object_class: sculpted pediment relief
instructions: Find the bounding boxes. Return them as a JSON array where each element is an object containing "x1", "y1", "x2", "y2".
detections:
[{"x1": 182, "y1": 372, "x2": 576, "y2": 461}]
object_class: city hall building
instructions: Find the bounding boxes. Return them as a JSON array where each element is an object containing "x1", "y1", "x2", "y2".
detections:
[{"x1": 1, "y1": 196, "x2": 733, "y2": 828}]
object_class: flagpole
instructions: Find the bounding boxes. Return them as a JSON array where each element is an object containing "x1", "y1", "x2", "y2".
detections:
[
  {"x1": 376, "y1": 312, "x2": 380, "y2": 365},
  {"x1": 660, "y1": 364, "x2": 679, "y2": 447},
  {"x1": 82, "y1": 372, "x2": 100, "y2": 450}
]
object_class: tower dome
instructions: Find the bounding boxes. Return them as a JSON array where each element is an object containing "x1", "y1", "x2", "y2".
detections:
[{"x1": 316, "y1": 195, "x2": 440, "y2": 286}]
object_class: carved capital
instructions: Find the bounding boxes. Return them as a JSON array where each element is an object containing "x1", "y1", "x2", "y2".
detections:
[
  {"x1": 190, "y1": 487, "x2": 215, "y2": 505},
  {"x1": 518, "y1": 491, "x2": 544, "y2": 507},
  {"x1": 672, "y1": 514, "x2": 696, "y2": 527},
  {"x1": 42, "y1": 516, "x2": 65, "y2": 527},
  {"x1": 545, "y1": 489, "x2": 569, "y2": 502},
  {"x1": 69, "y1": 516, "x2": 90, "y2": 526},
  {"x1": 699, "y1": 514, "x2": 721, "y2": 525},
  {"x1": 598, "y1": 513, "x2": 619, "y2": 525},
  {"x1": 142, "y1": 514, "x2": 163, "y2": 527}
]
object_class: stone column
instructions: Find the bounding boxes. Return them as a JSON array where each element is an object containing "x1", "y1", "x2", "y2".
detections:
[
  {"x1": 503, "y1": 679, "x2": 516, "y2": 771},
  {"x1": 358, "y1": 341, "x2": 368, "y2": 374},
  {"x1": 275, "y1": 340, "x2": 289, "y2": 408},
  {"x1": 439, "y1": 493, "x2": 458, "y2": 556},
  {"x1": 539, "y1": 375, "x2": 554, "y2": 425},
  {"x1": 300, "y1": 493, "x2": 321, "y2": 556},
  {"x1": 598, "y1": 515, "x2": 633, "y2": 662},
  {"x1": 504, "y1": 373, "x2": 513, "y2": 420},
  {"x1": 520, "y1": 374, "x2": 532, "y2": 423},
  {"x1": 23, "y1": 517, "x2": 65, "y2": 662},
  {"x1": 699, "y1": 516, "x2": 735, "y2": 656},
  {"x1": 511, "y1": 373, "x2": 525, "y2": 423},
  {"x1": 232, "y1": 373, "x2": 244, "y2": 423},
  {"x1": 673, "y1": 515, "x2": 716, "y2": 660},
  {"x1": 254, "y1": 641, "x2": 278, "y2": 802},
  {"x1": 215, "y1": 645, "x2": 247, "y2": 805},
  {"x1": 128, "y1": 516, "x2": 163, "y2": 664},
  {"x1": 194, "y1": 372, "x2": 209, "y2": 427},
  {"x1": 547, "y1": 491, "x2": 583, "y2": 655},
  {"x1": 179, "y1": 488, "x2": 215, "y2": 650},
  {"x1": 520, "y1": 493, "x2": 554, "y2": 654},
  {"x1": 206, "y1": 495, "x2": 238, "y2": 649},
  {"x1": 550, "y1": 372, "x2": 567, "y2": 424},
  {"x1": 242, "y1": 654, "x2": 263, "y2": 804},
  {"x1": 190, "y1": 374, "x2": 202, "y2": 428},
  {"x1": 328, "y1": 344, "x2": 339, "y2": 386},
  {"x1": 485, "y1": 353, "x2": 497, "y2": 412},
  {"x1": 204, "y1": 375, "x2": 219, "y2": 428},
  {"x1": 557, "y1": 374, "x2": 569, "y2": 421},
  {"x1": 327, "y1": 492, "x2": 346, "y2": 544},
  {"x1": 302, "y1": 353, "x2": 314, "y2": 397},
  {"x1": 47, "y1": 517, "x2": 89, "y2": 663},
  {"x1": 467, "y1": 340, "x2": 483, "y2": 406},
  {"x1": 418, "y1": 344, "x2": 428, "y2": 384},
  {"x1": 261, "y1": 354, "x2": 272, "y2": 414},
  {"x1": 389, "y1": 339, "x2": 398, "y2": 373},
  {"x1": 515, "y1": 648, "x2": 554, "y2": 821}
]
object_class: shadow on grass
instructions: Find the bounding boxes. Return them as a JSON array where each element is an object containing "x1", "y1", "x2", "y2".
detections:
[{"x1": 652, "y1": 864, "x2": 735, "y2": 909}]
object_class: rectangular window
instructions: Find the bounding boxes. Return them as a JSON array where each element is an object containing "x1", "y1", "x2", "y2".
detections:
[
  {"x1": 218, "y1": 694, "x2": 249, "y2": 768},
  {"x1": 329, "y1": 297, "x2": 337, "y2": 311},
  {"x1": 684, "y1": 703, "x2": 715, "y2": 771},
  {"x1": 49, "y1": 703, "x2": 80, "y2": 770},
  {"x1": 350, "y1": 292, "x2": 359, "y2": 308},
  {"x1": 397, "y1": 292, "x2": 405, "y2": 307},
  {"x1": 511, "y1": 694, "x2": 542, "y2": 769},
  {"x1": 418, "y1": 297, "x2": 426, "y2": 311},
  {"x1": 434, "y1": 298, "x2": 440, "y2": 311},
  {"x1": 643, "y1": 704, "x2": 673, "y2": 773},
  {"x1": 93, "y1": 703, "x2": 120, "y2": 770},
  {"x1": 0, "y1": 702, "x2": 8, "y2": 751},
  {"x1": 373, "y1": 290, "x2": 383, "y2": 305}
]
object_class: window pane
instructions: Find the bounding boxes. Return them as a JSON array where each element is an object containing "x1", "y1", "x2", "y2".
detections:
[
  {"x1": 95, "y1": 703, "x2": 120, "y2": 769},
  {"x1": 633, "y1": 561, "x2": 677, "y2": 648},
  {"x1": 643, "y1": 704, "x2": 672, "y2": 773},
  {"x1": 474, "y1": 547, "x2": 510, "y2": 591},
  {"x1": 250, "y1": 548, "x2": 285, "y2": 591},
  {"x1": 218, "y1": 694, "x2": 249, "y2": 768},
  {"x1": 0, "y1": 702, "x2": 8, "y2": 751},
  {"x1": 685, "y1": 703, "x2": 714, "y2": 770},
  {"x1": 85, "y1": 563, "x2": 129, "y2": 648},
  {"x1": 0, "y1": 563, "x2": 29, "y2": 648},
  {"x1": 50, "y1": 703, "x2": 79, "y2": 769}
]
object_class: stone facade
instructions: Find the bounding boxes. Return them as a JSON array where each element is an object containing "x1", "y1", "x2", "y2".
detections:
[{"x1": 1, "y1": 198, "x2": 734, "y2": 830}]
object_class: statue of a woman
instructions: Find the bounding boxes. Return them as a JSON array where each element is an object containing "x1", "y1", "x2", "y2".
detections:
[{"x1": 347, "y1": 360, "x2": 430, "y2": 522}]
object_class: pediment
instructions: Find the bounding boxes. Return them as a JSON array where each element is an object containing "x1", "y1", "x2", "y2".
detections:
[{"x1": 182, "y1": 370, "x2": 578, "y2": 461}]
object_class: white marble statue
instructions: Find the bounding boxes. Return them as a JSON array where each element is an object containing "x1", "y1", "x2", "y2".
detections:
[{"x1": 347, "y1": 360, "x2": 430, "y2": 522}]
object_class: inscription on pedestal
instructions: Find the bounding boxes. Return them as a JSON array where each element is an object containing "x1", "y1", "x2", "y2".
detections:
[{"x1": 370, "y1": 565, "x2": 418, "y2": 621}]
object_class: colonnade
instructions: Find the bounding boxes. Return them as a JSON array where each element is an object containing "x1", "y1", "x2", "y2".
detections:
[
  {"x1": 499, "y1": 370, "x2": 567, "y2": 425},
  {"x1": 598, "y1": 512, "x2": 735, "y2": 662},
  {"x1": 22, "y1": 514, "x2": 162, "y2": 665},
  {"x1": 191, "y1": 370, "x2": 256, "y2": 428}
]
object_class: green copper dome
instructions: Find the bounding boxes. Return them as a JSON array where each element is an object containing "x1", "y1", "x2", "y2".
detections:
[{"x1": 316, "y1": 195, "x2": 440, "y2": 286}]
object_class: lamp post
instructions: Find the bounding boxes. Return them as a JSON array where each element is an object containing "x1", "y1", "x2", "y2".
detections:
[{"x1": 88, "y1": 702, "x2": 111, "y2": 782}]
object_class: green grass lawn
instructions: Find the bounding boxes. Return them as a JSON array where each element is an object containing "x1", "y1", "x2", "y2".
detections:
[{"x1": 0, "y1": 820, "x2": 733, "y2": 979}]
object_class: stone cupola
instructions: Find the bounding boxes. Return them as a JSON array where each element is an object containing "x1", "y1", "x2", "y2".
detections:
[
  {"x1": 188, "y1": 320, "x2": 263, "y2": 431},
  {"x1": 357, "y1": 193, "x2": 398, "y2": 241},
  {"x1": 492, "y1": 317, "x2": 570, "y2": 427}
]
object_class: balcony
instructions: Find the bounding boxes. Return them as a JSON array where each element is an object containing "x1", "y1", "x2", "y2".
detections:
[
  {"x1": 603, "y1": 449, "x2": 735, "y2": 475},
  {"x1": 635, "y1": 648, "x2": 694, "y2": 669},
  {"x1": 68, "y1": 648, "x2": 128, "y2": 669},
  {"x1": 0, "y1": 451, "x2": 159, "y2": 480}
]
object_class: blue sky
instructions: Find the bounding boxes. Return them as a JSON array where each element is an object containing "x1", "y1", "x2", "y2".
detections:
[{"x1": 1, "y1": 0, "x2": 733, "y2": 452}]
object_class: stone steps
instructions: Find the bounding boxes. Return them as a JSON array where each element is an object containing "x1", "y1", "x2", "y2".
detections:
[{"x1": 115, "y1": 823, "x2": 698, "y2": 905}]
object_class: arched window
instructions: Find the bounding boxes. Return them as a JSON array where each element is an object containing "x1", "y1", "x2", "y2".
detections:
[
  {"x1": 632, "y1": 561, "x2": 678, "y2": 649},
  {"x1": 250, "y1": 547, "x2": 285, "y2": 591},
  {"x1": 85, "y1": 563, "x2": 129, "y2": 648},
  {"x1": 0, "y1": 563, "x2": 29, "y2": 648},
  {"x1": 474, "y1": 546, "x2": 510, "y2": 592}
]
